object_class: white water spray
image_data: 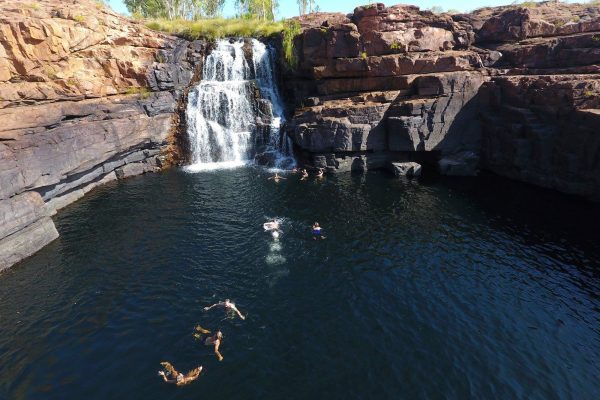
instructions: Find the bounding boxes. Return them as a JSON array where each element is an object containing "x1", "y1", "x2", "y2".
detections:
[{"x1": 185, "y1": 39, "x2": 294, "y2": 172}]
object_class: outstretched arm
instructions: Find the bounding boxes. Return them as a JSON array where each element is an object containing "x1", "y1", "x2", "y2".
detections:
[
  {"x1": 232, "y1": 305, "x2": 245, "y2": 320},
  {"x1": 160, "y1": 362, "x2": 178, "y2": 377},
  {"x1": 158, "y1": 371, "x2": 176, "y2": 383},
  {"x1": 185, "y1": 366, "x2": 203, "y2": 380},
  {"x1": 203, "y1": 302, "x2": 221, "y2": 311}
]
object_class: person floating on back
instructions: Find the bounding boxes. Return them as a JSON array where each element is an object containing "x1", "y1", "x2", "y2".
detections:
[
  {"x1": 204, "y1": 299, "x2": 246, "y2": 320},
  {"x1": 312, "y1": 222, "x2": 325, "y2": 240},
  {"x1": 158, "y1": 362, "x2": 202, "y2": 386},
  {"x1": 264, "y1": 219, "x2": 282, "y2": 240},
  {"x1": 263, "y1": 220, "x2": 280, "y2": 232},
  {"x1": 268, "y1": 173, "x2": 286, "y2": 183}
]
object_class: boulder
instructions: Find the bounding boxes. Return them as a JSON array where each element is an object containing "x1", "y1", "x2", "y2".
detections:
[
  {"x1": 388, "y1": 162, "x2": 422, "y2": 178},
  {"x1": 438, "y1": 152, "x2": 479, "y2": 176},
  {"x1": 0, "y1": 192, "x2": 58, "y2": 272}
]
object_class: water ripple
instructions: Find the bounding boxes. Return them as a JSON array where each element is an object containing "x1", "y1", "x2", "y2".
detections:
[{"x1": 0, "y1": 170, "x2": 599, "y2": 399}]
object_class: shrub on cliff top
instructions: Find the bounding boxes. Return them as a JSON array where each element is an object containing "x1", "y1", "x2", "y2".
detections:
[
  {"x1": 282, "y1": 19, "x2": 301, "y2": 68},
  {"x1": 513, "y1": 1, "x2": 538, "y2": 8},
  {"x1": 144, "y1": 18, "x2": 284, "y2": 40},
  {"x1": 145, "y1": 17, "x2": 303, "y2": 68}
]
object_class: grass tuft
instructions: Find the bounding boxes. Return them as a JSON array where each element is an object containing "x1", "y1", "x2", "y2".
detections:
[
  {"x1": 518, "y1": 1, "x2": 538, "y2": 8},
  {"x1": 124, "y1": 86, "x2": 152, "y2": 99},
  {"x1": 144, "y1": 18, "x2": 284, "y2": 41}
]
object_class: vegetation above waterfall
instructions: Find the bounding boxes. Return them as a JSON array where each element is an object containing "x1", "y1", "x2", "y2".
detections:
[
  {"x1": 145, "y1": 17, "x2": 284, "y2": 40},
  {"x1": 131, "y1": 1, "x2": 304, "y2": 64}
]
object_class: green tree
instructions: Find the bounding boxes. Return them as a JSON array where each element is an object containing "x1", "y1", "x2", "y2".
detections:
[
  {"x1": 124, "y1": 0, "x2": 166, "y2": 18},
  {"x1": 125, "y1": 0, "x2": 225, "y2": 20},
  {"x1": 297, "y1": 0, "x2": 317, "y2": 16},
  {"x1": 236, "y1": 0, "x2": 278, "y2": 20}
]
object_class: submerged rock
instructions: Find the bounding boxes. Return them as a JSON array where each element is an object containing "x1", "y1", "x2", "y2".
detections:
[{"x1": 389, "y1": 162, "x2": 422, "y2": 178}]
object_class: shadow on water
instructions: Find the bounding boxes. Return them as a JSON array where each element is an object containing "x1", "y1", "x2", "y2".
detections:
[{"x1": 0, "y1": 168, "x2": 599, "y2": 400}]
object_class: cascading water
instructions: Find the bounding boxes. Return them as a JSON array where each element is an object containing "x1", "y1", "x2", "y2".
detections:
[
  {"x1": 251, "y1": 40, "x2": 295, "y2": 169},
  {"x1": 185, "y1": 39, "x2": 294, "y2": 172}
]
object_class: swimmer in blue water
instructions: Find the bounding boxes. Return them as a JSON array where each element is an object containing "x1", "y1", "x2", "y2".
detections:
[
  {"x1": 312, "y1": 222, "x2": 325, "y2": 240},
  {"x1": 268, "y1": 173, "x2": 286, "y2": 183},
  {"x1": 300, "y1": 169, "x2": 309, "y2": 180},
  {"x1": 264, "y1": 220, "x2": 282, "y2": 240},
  {"x1": 158, "y1": 362, "x2": 202, "y2": 386},
  {"x1": 204, "y1": 299, "x2": 246, "y2": 320}
]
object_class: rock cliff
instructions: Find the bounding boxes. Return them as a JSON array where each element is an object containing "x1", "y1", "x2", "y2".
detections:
[
  {"x1": 0, "y1": 0, "x2": 207, "y2": 271},
  {"x1": 281, "y1": 2, "x2": 600, "y2": 198}
]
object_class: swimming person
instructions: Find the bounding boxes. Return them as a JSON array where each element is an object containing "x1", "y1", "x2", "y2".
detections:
[
  {"x1": 312, "y1": 222, "x2": 324, "y2": 239},
  {"x1": 263, "y1": 220, "x2": 280, "y2": 232},
  {"x1": 268, "y1": 173, "x2": 286, "y2": 183},
  {"x1": 204, "y1": 331, "x2": 224, "y2": 361},
  {"x1": 316, "y1": 168, "x2": 324, "y2": 178},
  {"x1": 204, "y1": 299, "x2": 246, "y2": 320},
  {"x1": 264, "y1": 219, "x2": 282, "y2": 240},
  {"x1": 158, "y1": 362, "x2": 202, "y2": 386},
  {"x1": 300, "y1": 169, "x2": 309, "y2": 180}
]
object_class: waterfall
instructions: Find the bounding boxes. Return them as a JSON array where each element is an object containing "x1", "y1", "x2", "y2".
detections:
[
  {"x1": 251, "y1": 40, "x2": 295, "y2": 169},
  {"x1": 185, "y1": 39, "x2": 294, "y2": 172}
]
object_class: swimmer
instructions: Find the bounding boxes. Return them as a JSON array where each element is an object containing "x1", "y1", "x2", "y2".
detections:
[
  {"x1": 300, "y1": 169, "x2": 309, "y2": 180},
  {"x1": 268, "y1": 173, "x2": 286, "y2": 183},
  {"x1": 316, "y1": 168, "x2": 324, "y2": 178},
  {"x1": 204, "y1": 330, "x2": 224, "y2": 361},
  {"x1": 264, "y1": 219, "x2": 282, "y2": 240},
  {"x1": 204, "y1": 299, "x2": 246, "y2": 320},
  {"x1": 312, "y1": 222, "x2": 325, "y2": 240},
  {"x1": 263, "y1": 220, "x2": 280, "y2": 231},
  {"x1": 158, "y1": 362, "x2": 202, "y2": 386}
]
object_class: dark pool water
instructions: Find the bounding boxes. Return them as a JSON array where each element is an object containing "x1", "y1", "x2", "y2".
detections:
[{"x1": 1, "y1": 168, "x2": 599, "y2": 400}]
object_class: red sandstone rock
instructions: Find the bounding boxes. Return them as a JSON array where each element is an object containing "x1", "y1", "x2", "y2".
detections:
[{"x1": 0, "y1": 0, "x2": 206, "y2": 271}]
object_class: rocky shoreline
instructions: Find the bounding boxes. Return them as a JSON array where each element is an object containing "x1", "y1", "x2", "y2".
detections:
[
  {"x1": 1, "y1": 0, "x2": 599, "y2": 271},
  {"x1": 0, "y1": 0, "x2": 208, "y2": 271},
  {"x1": 280, "y1": 2, "x2": 600, "y2": 201}
]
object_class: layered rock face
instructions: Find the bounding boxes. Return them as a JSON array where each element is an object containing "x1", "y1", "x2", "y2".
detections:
[
  {"x1": 473, "y1": 2, "x2": 600, "y2": 200},
  {"x1": 0, "y1": 0, "x2": 206, "y2": 271},
  {"x1": 282, "y1": 2, "x2": 600, "y2": 198},
  {"x1": 283, "y1": 4, "x2": 488, "y2": 173}
]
